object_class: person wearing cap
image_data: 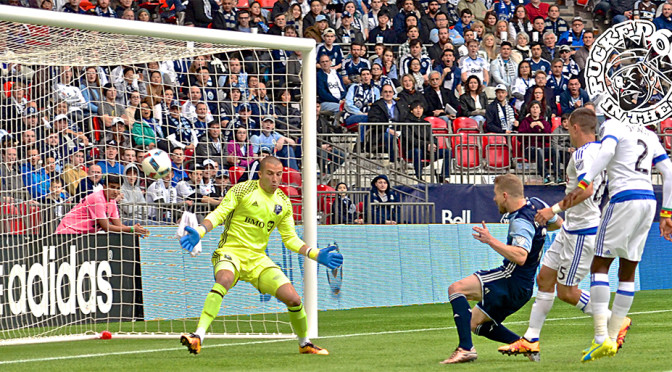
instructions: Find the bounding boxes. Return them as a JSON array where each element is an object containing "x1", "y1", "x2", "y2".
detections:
[
  {"x1": 543, "y1": 5, "x2": 568, "y2": 38},
  {"x1": 316, "y1": 27, "x2": 344, "y2": 71},
  {"x1": 213, "y1": 169, "x2": 231, "y2": 198},
  {"x1": 246, "y1": 145, "x2": 273, "y2": 180},
  {"x1": 316, "y1": 54, "x2": 345, "y2": 114},
  {"x1": 490, "y1": 41, "x2": 518, "y2": 90},
  {"x1": 175, "y1": 162, "x2": 213, "y2": 217},
  {"x1": 558, "y1": 45, "x2": 579, "y2": 80},
  {"x1": 96, "y1": 140, "x2": 124, "y2": 176},
  {"x1": 524, "y1": 0, "x2": 549, "y2": 21},
  {"x1": 485, "y1": 84, "x2": 518, "y2": 133},
  {"x1": 304, "y1": 12, "x2": 329, "y2": 42},
  {"x1": 250, "y1": 116, "x2": 299, "y2": 171},
  {"x1": 336, "y1": 10, "x2": 365, "y2": 45},
  {"x1": 343, "y1": 68, "x2": 380, "y2": 130},
  {"x1": 22, "y1": 106, "x2": 40, "y2": 132},
  {"x1": 103, "y1": 116, "x2": 131, "y2": 149},
  {"x1": 558, "y1": 17, "x2": 585, "y2": 48},
  {"x1": 368, "y1": 10, "x2": 395, "y2": 43}
]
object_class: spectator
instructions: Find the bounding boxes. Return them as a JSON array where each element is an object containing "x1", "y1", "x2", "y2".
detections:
[
  {"x1": 547, "y1": 112, "x2": 572, "y2": 185},
  {"x1": 1, "y1": 146, "x2": 29, "y2": 202},
  {"x1": 236, "y1": 103, "x2": 260, "y2": 136},
  {"x1": 513, "y1": 31, "x2": 531, "y2": 62},
  {"x1": 227, "y1": 126, "x2": 256, "y2": 170},
  {"x1": 212, "y1": 169, "x2": 231, "y2": 199},
  {"x1": 96, "y1": 140, "x2": 124, "y2": 175},
  {"x1": 368, "y1": 10, "x2": 396, "y2": 43},
  {"x1": 458, "y1": 75, "x2": 488, "y2": 125},
  {"x1": 171, "y1": 147, "x2": 189, "y2": 185},
  {"x1": 367, "y1": 174, "x2": 400, "y2": 225},
  {"x1": 572, "y1": 30, "x2": 594, "y2": 70},
  {"x1": 80, "y1": 66, "x2": 102, "y2": 118},
  {"x1": 119, "y1": 164, "x2": 146, "y2": 225},
  {"x1": 559, "y1": 76, "x2": 589, "y2": 115},
  {"x1": 316, "y1": 28, "x2": 344, "y2": 70},
  {"x1": 246, "y1": 146, "x2": 273, "y2": 180},
  {"x1": 484, "y1": 11, "x2": 498, "y2": 34},
  {"x1": 558, "y1": 17, "x2": 585, "y2": 48},
  {"x1": 287, "y1": 3, "x2": 305, "y2": 36},
  {"x1": 21, "y1": 148, "x2": 50, "y2": 200},
  {"x1": 544, "y1": 5, "x2": 568, "y2": 37},
  {"x1": 394, "y1": 0, "x2": 421, "y2": 35},
  {"x1": 398, "y1": 26, "x2": 429, "y2": 60},
  {"x1": 75, "y1": 164, "x2": 103, "y2": 201},
  {"x1": 459, "y1": 40, "x2": 490, "y2": 84},
  {"x1": 377, "y1": 47, "x2": 399, "y2": 85},
  {"x1": 42, "y1": 177, "x2": 70, "y2": 232},
  {"x1": 654, "y1": 3, "x2": 672, "y2": 30},
  {"x1": 304, "y1": 13, "x2": 329, "y2": 42},
  {"x1": 607, "y1": 0, "x2": 638, "y2": 25},
  {"x1": 541, "y1": 32, "x2": 558, "y2": 61},
  {"x1": 115, "y1": 0, "x2": 138, "y2": 17},
  {"x1": 427, "y1": 10, "x2": 450, "y2": 44},
  {"x1": 454, "y1": 8, "x2": 474, "y2": 36},
  {"x1": 434, "y1": 49, "x2": 462, "y2": 95},
  {"x1": 212, "y1": 0, "x2": 238, "y2": 30},
  {"x1": 428, "y1": 27, "x2": 452, "y2": 63},
  {"x1": 56, "y1": 174, "x2": 148, "y2": 235},
  {"x1": 490, "y1": 41, "x2": 518, "y2": 90},
  {"x1": 54, "y1": 66, "x2": 86, "y2": 123},
  {"x1": 343, "y1": 68, "x2": 381, "y2": 129},
  {"x1": 249, "y1": 1, "x2": 269, "y2": 29},
  {"x1": 271, "y1": 0, "x2": 290, "y2": 21},
  {"x1": 63, "y1": 0, "x2": 93, "y2": 14},
  {"x1": 496, "y1": 0, "x2": 516, "y2": 21},
  {"x1": 98, "y1": 83, "x2": 127, "y2": 128},
  {"x1": 331, "y1": 182, "x2": 363, "y2": 224},
  {"x1": 546, "y1": 58, "x2": 569, "y2": 98},
  {"x1": 525, "y1": 0, "x2": 549, "y2": 20},
  {"x1": 116, "y1": 67, "x2": 146, "y2": 107},
  {"x1": 521, "y1": 84, "x2": 556, "y2": 122},
  {"x1": 364, "y1": 0, "x2": 385, "y2": 31},
  {"x1": 184, "y1": 0, "x2": 214, "y2": 27},
  {"x1": 526, "y1": 42, "x2": 551, "y2": 74},
  {"x1": 303, "y1": 0, "x2": 325, "y2": 30},
  {"x1": 121, "y1": 148, "x2": 136, "y2": 169},
  {"x1": 558, "y1": 44, "x2": 580, "y2": 79},
  {"x1": 250, "y1": 116, "x2": 299, "y2": 170},
  {"x1": 457, "y1": 0, "x2": 487, "y2": 21},
  {"x1": 337, "y1": 11, "x2": 366, "y2": 44},
  {"x1": 485, "y1": 84, "x2": 518, "y2": 133},
  {"x1": 132, "y1": 100, "x2": 167, "y2": 151},
  {"x1": 480, "y1": 33, "x2": 498, "y2": 62},
  {"x1": 517, "y1": 100, "x2": 551, "y2": 178},
  {"x1": 136, "y1": 8, "x2": 151, "y2": 22},
  {"x1": 195, "y1": 121, "x2": 228, "y2": 169},
  {"x1": 494, "y1": 20, "x2": 516, "y2": 46},
  {"x1": 94, "y1": 0, "x2": 116, "y2": 17},
  {"x1": 424, "y1": 70, "x2": 459, "y2": 123},
  {"x1": 41, "y1": 129, "x2": 70, "y2": 174},
  {"x1": 274, "y1": 89, "x2": 302, "y2": 132},
  {"x1": 61, "y1": 149, "x2": 87, "y2": 197},
  {"x1": 146, "y1": 170, "x2": 178, "y2": 223},
  {"x1": 342, "y1": 41, "x2": 371, "y2": 85},
  {"x1": 399, "y1": 40, "x2": 432, "y2": 85},
  {"x1": 316, "y1": 54, "x2": 345, "y2": 114},
  {"x1": 528, "y1": 16, "x2": 546, "y2": 44},
  {"x1": 471, "y1": 20, "x2": 486, "y2": 41},
  {"x1": 403, "y1": 100, "x2": 452, "y2": 181},
  {"x1": 175, "y1": 163, "x2": 215, "y2": 219},
  {"x1": 511, "y1": 4, "x2": 532, "y2": 37},
  {"x1": 397, "y1": 74, "x2": 428, "y2": 121},
  {"x1": 165, "y1": 101, "x2": 198, "y2": 151}
]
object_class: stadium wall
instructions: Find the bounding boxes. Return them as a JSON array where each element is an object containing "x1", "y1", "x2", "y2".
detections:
[{"x1": 139, "y1": 224, "x2": 671, "y2": 320}]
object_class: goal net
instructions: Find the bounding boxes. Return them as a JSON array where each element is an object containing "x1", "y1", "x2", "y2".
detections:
[{"x1": 0, "y1": 6, "x2": 318, "y2": 345}]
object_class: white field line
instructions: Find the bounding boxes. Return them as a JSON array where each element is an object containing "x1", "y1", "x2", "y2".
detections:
[{"x1": 0, "y1": 308, "x2": 670, "y2": 365}]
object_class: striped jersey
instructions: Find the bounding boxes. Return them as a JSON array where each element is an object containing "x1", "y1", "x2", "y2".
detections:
[
  {"x1": 564, "y1": 141, "x2": 606, "y2": 232},
  {"x1": 204, "y1": 180, "x2": 304, "y2": 254}
]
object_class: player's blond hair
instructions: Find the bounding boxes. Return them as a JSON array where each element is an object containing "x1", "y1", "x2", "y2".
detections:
[
  {"x1": 569, "y1": 108, "x2": 597, "y2": 134},
  {"x1": 494, "y1": 173, "x2": 524, "y2": 198}
]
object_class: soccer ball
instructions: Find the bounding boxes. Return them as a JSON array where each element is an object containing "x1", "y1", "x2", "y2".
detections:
[{"x1": 141, "y1": 149, "x2": 171, "y2": 179}]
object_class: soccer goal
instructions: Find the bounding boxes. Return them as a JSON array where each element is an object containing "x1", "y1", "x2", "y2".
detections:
[{"x1": 0, "y1": 5, "x2": 319, "y2": 345}]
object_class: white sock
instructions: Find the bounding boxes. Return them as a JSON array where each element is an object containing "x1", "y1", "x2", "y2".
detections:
[
  {"x1": 195, "y1": 327, "x2": 206, "y2": 341},
  {"x1": 608, "y1": 281, "x2": 635, "y2": 341},
  {"x1": 524, "y1": 291, "x2": 555, "y2": 342},
  {"x1": 591, "y1": 273, "x2": 611, "y2": 344},
  {"x1": 299, "y1": 337, "x2": 311, "y2": 346}
]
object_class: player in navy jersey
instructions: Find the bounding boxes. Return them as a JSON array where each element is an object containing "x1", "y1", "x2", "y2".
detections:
[{"x1": 441, "y1": 174, "x2": 562, "y2": 364}]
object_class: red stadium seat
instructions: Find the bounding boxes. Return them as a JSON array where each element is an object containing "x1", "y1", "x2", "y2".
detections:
[
  {"x1": 237, "y1": 0, "x2": 249, "y2": 8},
  {"x1": 282, "y1": 167, "x2": 302, "y2": 188},
  {"x1": 279, "y1": 185, "x2": 302, "y2": 222},
  {"x1": 228, "y1": 166, "x2": 245, "y2": 184},
  {"x1": 427, "y1": 117, "x2": 451, "y2": 150},
  {"x1": 661, "y1": 119, "x2": 672, "y2": 150},
  {"x1": 453, "y1": 133, "x2": 481, "y2": 170},
  {"x1": 80, "y1": 1, "x2": 95, "y2": 10},
  {"x1": 551, "y1": 116, "x2": 562, "y2": 132},
  {"x1": 452, "y1": 117, "x2": 479, "y2": 134},
  {"x1": 482, "y1": 135, "x2": 510, "y2": 170},
  {"x1": 317, "y1": 184, "x2": 336, "y2": 224}
]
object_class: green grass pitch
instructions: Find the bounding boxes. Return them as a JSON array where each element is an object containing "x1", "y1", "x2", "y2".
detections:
[{"x1": 1, "y1": 290, "x2": 671, "y2": 371}]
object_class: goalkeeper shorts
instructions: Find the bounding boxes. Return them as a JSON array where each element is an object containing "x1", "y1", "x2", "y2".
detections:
[{"x1": 212, "y1": 248, "x2": 291, "y2": 296}]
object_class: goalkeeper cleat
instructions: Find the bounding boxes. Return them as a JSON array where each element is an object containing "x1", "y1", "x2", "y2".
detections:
[
  {"x1": 299, "y1": 342, "x2": 329, "y2": 355},
  {"x1": 498, "y1": 338, "x2": 540, "y2": 361},
  {"x1": 616, "y1": 317, "x2": 632, "y2": 350},
  {"x1": 180, "y1": 333, "x2": 202, "y2": 355},
  {"x1": 581, "y1": 338, "x2": 617, "y2": 362},
  {"x1": 439, "y1": 347, "x2": 478, "y2": 364}
]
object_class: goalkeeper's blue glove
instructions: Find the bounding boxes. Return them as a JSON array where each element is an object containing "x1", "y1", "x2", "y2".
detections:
[
  {"x1": 316, "y1": 245, "x2": 343, "y2": 269},
  {"x1": 181, "y1": 226, "x2": 204, "y2": 253}
]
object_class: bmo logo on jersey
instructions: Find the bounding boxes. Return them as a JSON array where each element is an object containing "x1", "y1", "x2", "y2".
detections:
[
  {"x1": 442, "y1": 209, "x2": 472, "y2": 224},
  {"x1": 586, "y1": 20, "x2": 672, "y2": 126}
]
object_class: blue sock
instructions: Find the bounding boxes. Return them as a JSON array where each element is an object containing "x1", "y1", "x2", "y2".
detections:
[
  {"x1": 449, "y1": 293, "x2": 473, "y2": 350},
  {"x1": 475, "y1": 321, "x2": 520, "y2": 344}
]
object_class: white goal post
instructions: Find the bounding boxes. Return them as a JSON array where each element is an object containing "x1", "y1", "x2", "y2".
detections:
[{"x1": 0, "y1": 5, "x2": 319, "y2": 343}]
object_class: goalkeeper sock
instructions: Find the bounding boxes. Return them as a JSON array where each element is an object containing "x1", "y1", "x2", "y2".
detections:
[
  {"x1": 195, "y1": 283, "x2": 228, "y2": 341},
  {"x1": 449, "y1": 293, "x2": 473, "y2": 350},
  {"x1": 523, "y1": 291, "x2": 555, "y2": 342},
  {"x1": 475, "y1": 322, "x2": 520, "y2": 344},
  {"x1": 607, "y1": 281, "x2": 635, "y2": 342},
  {"x1": 288, "y1": 303, "x2": 310, "y2": 346}
]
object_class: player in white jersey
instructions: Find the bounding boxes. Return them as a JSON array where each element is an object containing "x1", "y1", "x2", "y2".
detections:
[
  {"x1": 564, "y1": 116, "x2": 672, "y2": 362},
  {"x1": 498, "y1": 108, "x2": 608, "y2": 361}
]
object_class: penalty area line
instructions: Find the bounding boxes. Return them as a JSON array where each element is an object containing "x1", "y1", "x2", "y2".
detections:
[{"x1": 1, "y1": 308, "x2": 670, "y2": 365}]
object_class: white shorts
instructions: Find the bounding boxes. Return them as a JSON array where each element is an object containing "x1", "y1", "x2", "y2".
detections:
[
  {"x1": 542, "y1": 228, "x2": 595, "y2": 286},
  {"x1": 595, "y1": 199, "x2": 656, "y2": 262}
]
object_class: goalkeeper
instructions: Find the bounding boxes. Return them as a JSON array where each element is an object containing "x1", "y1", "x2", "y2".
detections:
[{"x1": 179, "y1": 156, "x2": 343, "y2": 356}]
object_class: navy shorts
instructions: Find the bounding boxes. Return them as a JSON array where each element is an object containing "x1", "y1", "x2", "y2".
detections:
[{"x1": 474, "y1": 267, "x2": 533, "y2": 325}]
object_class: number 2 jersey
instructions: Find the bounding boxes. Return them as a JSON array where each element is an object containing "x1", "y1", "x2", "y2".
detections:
[
  {"x1": 204, "y1": 180, "x2": 305, "y2": 255},
  {"x1": 597, "y1": 119, "x2": 668, "y2": 200},
  {"x1": 563, "y1": 141, "x2": 605, "y2": 233}
]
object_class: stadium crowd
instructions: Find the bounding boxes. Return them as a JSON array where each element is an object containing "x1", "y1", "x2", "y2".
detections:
[{"x1": 0, "y1": 0, "x2": 670, "y2": 228}]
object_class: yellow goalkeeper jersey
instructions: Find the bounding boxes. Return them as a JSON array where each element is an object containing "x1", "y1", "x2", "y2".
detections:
[{"x1": 204, "y1": 180, "x2": 305, "y2": 254}]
